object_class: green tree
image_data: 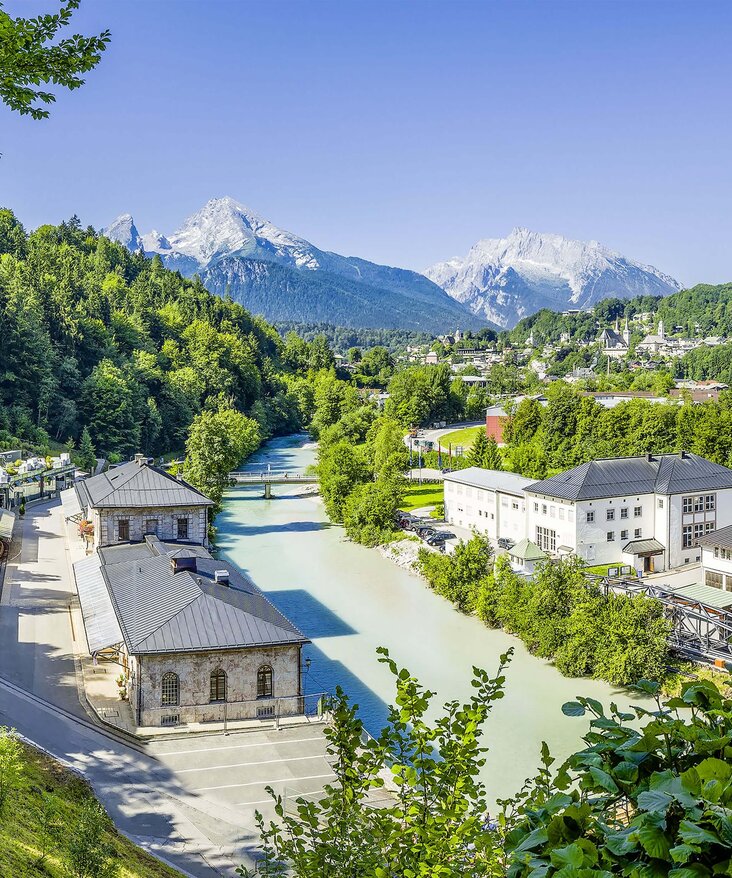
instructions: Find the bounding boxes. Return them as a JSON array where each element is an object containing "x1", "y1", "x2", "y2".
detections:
[
  {"x1": 369, "y1": 417, "x2": 409, "y2": 478},
  {"x1": 468, "y1": 429, "x2": 489, "y2": 467},
  {"x1": 67, "y1": 798, "x2": 118, "y2": 878},
  {"x1": 418, "y1": 534, "x2": 492, "y2": 613},
  {"x1": 184, "y1": 408, "x2": 261, "y2": 513},
  {"x1": 76, "y1": 425, "x2": 96, "y2": 473},
  {"x1": 342, "y1": 478, "x2": 403, "y2": 546},
  {"x1": 0, "y1": 0, "x2": 110, "y2": 119},
  {"x1": 483, "y1": 435, "x2": 503, "y2": 470},
  {"x1": 317, "y1": 440, "x2": 371, "y2": 522},
  {"x1": 81, "y1": 359, "x2": 138, "y2": 454},
  {"x1": 239, "y1": 648, "x2": 511, "y2": 878}
]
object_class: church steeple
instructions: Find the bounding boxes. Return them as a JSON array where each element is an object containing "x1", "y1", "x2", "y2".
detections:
[{"x1": 623, "y1": 317, "x2": 630, "y2": 345}]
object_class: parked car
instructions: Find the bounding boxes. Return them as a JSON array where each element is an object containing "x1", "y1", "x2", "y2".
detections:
[
  {"x1": 417, "y1": 527, "x2": 436, "y2": 540},
  {"x1": 426, "y1": 531, "x2": 455, "y2": 546},
  {"x1": 497, "y1": 537, "x2": 515, "y2": 549}
]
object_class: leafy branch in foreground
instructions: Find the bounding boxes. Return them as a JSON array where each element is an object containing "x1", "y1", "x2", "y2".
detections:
[
  {"x1": 0, "y1": 0, "x2": 110, "y2": 120},
  {"x1": 238, "y1": 647, "x2": 513, "y2": 877},
  {"x1": 505, "y1": 677, "x2": 732, "y2": 877}
]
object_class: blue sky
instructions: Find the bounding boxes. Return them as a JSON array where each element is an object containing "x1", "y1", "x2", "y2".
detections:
[{"x1": 1, "y1": 0, "x2": 730, "y2": 285}]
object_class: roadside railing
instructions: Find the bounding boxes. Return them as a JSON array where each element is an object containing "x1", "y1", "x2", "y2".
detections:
[{"x1": 137, "y1": 691, "x2": 329, "y2": 732}]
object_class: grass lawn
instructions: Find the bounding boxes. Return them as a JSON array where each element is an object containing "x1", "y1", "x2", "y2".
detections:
[
  {"x1": 400, "y1": 482, "x2": 444, "y2": 511},
  {"x1": 0, "y1": 741, "x2": 185, "y2": 878},
  {"x1": 439, "y1": 425, "x2": 484, "y2": 451}
]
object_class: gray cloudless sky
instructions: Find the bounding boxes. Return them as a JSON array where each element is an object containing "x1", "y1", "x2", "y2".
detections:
[{"x1": 1, "y1": 0, "x2": 730, "y2": 286}]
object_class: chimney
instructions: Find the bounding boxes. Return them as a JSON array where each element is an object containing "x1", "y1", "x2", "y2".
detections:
[
  {"x1": 214, "y1": 569, "x2": 230, "y2": 586},
  {"x1": 134, "y1": 453, "x2": 146, "y2": 466},
  {"x1": 679, "y1": 449, "x2": 688, "y2": 459},
  {"x1": 646, "y1": 453, "x2": 654, "y2": 462}
]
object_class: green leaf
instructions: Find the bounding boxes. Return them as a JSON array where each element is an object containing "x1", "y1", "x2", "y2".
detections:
[
  {"x1": 588, "y1": 766, "x2": 619, "y2": 793},
  {"x1": 562, "y1": 701, "x2": 586, "y2": 717},
  {"x1": 678, "y1": 820, "x2": 721, "y2": 847},
  {"x1": 550, "y1": 842, "x2": 586, "y2": 868},
  {"x1": 637, "y1": 823, "x2": 672, "y2": 861},
  {"x1": 696, "y1": 757, "x2": 732, "y2": 784}
]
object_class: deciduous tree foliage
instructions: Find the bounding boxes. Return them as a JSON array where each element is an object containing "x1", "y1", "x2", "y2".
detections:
[
  {"x1": 184, "y1": 408, "x2": 261, "y2": 513},
  {"x1": 239, "y1": 648, "x2": 511, "y2": 878},
  {"x1": 0, "y1": 0, "x2": 110, "y2": 119}
]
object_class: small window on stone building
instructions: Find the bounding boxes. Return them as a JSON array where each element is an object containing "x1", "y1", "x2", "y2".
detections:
[
  {"x1": 257, "y1": 665, "x2": 273, "y2": 698},
  {"x1": 144, "y1": 518, "x2": 158, "y2": 536},
  {"x1": 177, "y1": 517, "x2": 189, "y2": 540},
  {"x1": 117, "y1": 519, "x2": 129, "y2": 541},
  {"x1": 161, "y1": 672, "x2": 180, "y2": 706},
  {"x1": 210, "y1": 668, "x2": 227, "y2": 702}
]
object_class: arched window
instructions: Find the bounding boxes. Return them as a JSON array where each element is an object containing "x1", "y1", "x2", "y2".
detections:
[
  {"x1": 210, "y1": 668, "x2": 227, "y2": 703},
  {"x1": 257, "y1": 665, "x2": 273, "y2": 699},
  {"x1": 161, "y1": 672, "x2": 180, "y2": 707}
]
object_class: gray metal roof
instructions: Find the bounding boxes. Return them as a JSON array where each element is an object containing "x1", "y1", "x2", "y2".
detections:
[
  {"x1": 527, "y1": 453, "x2": 732, "y2": 501},
  {"x1": 73, "y1": 554, "x2": 124, "y2": 652},
  {"x1": 80, "y1": 538, "x2": 308, "y2": 656},
  {"x1": 443, "y1": 467, "x2": 532, "y2": 496},
  {"x1": 60, "y1": 487, "x2": 82, "y2": 520},
  {"x1": 622, "y1": 538, "x2": 665, "y2": 556},
  {"x1": 76, "y1": 461, "x2": 212, "y2": 510},
  {"x1": 0, "y1": 509, "x2": 15, "y2": 541},
  {"x1": 698, "y1": 525, "x2": 732, "y2": 550}
]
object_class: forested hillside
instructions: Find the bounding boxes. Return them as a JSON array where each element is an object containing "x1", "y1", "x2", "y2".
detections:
[{"x1": 0, "y1": 209, "x2": 316, "y2": 458}]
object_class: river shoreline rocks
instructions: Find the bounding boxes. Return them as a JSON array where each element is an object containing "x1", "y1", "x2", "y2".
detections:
[{"x1": 378, "y1": 537, "x2": 422, "y2": 572}]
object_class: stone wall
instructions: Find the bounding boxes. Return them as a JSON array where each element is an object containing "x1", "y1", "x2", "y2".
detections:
[
  {"x1": 129, "y1": 644, "x2": 303, "y2": 727},
  {"x1": 93, "y1": 505, "x2": 208, "y2": 548}
]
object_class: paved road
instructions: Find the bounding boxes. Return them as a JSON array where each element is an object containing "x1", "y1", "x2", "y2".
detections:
[{"x1": 0, "y1": 502, "x2": 333, "y2": 876}]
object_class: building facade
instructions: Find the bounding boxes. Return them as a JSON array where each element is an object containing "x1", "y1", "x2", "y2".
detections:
[
  {"x1": 699, "y1": 525, "x2": 732, "y2": 591},
  {"x1": 443, "y1": 452, "x2": 732, "y2": 576},
  {"x1": 70, "y1": 455, "x2": 212, "y2": 548},
  {"x1": 443, "y1": 467, "x2": 532, "y2": 546}
]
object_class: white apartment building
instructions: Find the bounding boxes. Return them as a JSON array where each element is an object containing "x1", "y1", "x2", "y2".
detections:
[
  {"x1": 443, "y1": 467, "x2": 532, "y2": 546},
  {"x1": 443, "y1": 452, "x2": 732, "y2": 575},
  {"x1": 698, "y1": 525, "x2": 732, "y2": 591},
  {"x1": 525, "y1": 452, "x2": 732, "y2": 573}
]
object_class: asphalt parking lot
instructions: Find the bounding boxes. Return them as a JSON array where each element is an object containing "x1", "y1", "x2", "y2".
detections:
[{"x1": 148, "y1": 721, "x2": 334, "y2": 820}]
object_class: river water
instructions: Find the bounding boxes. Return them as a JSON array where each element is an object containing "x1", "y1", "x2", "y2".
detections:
[{"x1": 216, "y1": 434, "x2": 638, "y2": 803}]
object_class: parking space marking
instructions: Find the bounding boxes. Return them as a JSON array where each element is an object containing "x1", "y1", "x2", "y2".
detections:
[
  {"x1": 176, "y1": 753, "x2": 327, "y2": 773},
  {"x1": 233, "y1": 789, "x2": 328, "y2": 808},
  {"x1": 152, "y1": 735, "x2": 322, "y2": 758},
  {"x1": 193, "y1": 772, "x2": 335, "y2": 793}
]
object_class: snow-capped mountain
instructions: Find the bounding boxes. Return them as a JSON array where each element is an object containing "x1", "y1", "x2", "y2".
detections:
[
  {"x1": 103, "y1": 213, "x2": 143, "y2": 253},
  {"x1": 425, "y1": 228, "x2": 681, "y2": 329},
  {"x1": 104, "y1": 197, "x2": 489, "y2": 332}
]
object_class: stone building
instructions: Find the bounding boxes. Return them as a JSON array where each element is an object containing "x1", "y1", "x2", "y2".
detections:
[
  {"x1": 71, "y1": 456, "x2": 310, "y2": 729},
  {"x1": 67, "y1": 454, "x2": 212, "y2": 548},
  {"x1": 74, "y1": 537, "x2": 308, "y2": 727}
]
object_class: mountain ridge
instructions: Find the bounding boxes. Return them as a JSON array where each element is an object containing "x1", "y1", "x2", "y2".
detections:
[
  {"x1": 104, "y1": 197, "x2": 489, "y2": 333},
  {"x1": 424, "y1": 227, "x2": 681, "y2": 329}
]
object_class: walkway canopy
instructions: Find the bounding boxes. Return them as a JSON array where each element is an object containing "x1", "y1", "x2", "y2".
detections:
[
  {"x1": 0, "y1": 508, "x2": 15, "y2": 541},
  {"x1": 73, "y1": 554, "x2": 123, "y2": 654},
  {"x1": 60, "y1": 487, "x2": 83, "y2": 522},
  {"x1": 622, "y1": 538, "x2": 665, "y2": 557}
]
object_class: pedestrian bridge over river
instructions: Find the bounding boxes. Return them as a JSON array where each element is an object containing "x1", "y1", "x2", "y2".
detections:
[{"x1": 228, "y1": 471, "x2": 319, "y2": 498}]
